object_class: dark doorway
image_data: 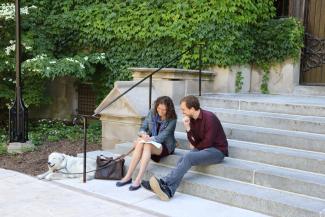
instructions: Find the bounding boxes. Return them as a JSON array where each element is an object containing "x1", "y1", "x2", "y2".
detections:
[
  {"x1": 275, "y1": 0, "x2": 289, "y2": 17},
  {"x1": 300, "y1": 0, "x2": 325, "y2": 85}
]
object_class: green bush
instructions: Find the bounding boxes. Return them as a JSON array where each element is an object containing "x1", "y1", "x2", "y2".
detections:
[
  {"x1": 29, "y1": 119, "x2": 101, "y2": 146},
  {"x1": 0, "y1": 120, "x2": 101, "y2": 149},
  {"x1": 0, "y1": 143, "x2": 7, "y2": 155},
  {"x1": 0, "y1": 128, "x2": 8, "y2": 155},
  {"x1": 251, "y1": 18, "x2": 304, "y2": 66}
]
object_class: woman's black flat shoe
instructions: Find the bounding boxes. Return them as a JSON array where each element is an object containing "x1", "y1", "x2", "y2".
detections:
[
  {"x1": 129, "y1": 185, "x2": 141, "y2": 191},
  {"x1": 116, "y1": 179, "x2": 132, "y2": 187}
]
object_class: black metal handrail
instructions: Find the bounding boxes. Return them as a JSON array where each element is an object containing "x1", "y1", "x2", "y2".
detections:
[{"x1": 79, "y1": 43, "x2": 204, "y2": 183}]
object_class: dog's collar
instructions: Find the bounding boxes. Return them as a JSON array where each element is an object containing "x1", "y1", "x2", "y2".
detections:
[{"x1": 53, "y1": 155, "x2": 67, "y2": 173}]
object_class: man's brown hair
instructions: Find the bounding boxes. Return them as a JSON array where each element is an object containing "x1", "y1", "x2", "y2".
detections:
[{"x1": 180, "y1": 95, "x2": 200, "y2": 110}]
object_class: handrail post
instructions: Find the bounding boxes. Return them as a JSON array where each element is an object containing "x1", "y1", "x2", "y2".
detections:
[
  {"x1": 199, "y1": 44, "x2": 203, "y2": 96},
  {"x1": 83, "y1": 116, "x2": 87, "y2": 183},
  {"x1": 149, "y1": 75, "x2": 152, "y2": 110}
]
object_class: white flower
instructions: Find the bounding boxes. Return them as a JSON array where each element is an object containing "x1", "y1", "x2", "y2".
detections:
[
  {"x1": 0, "y1": 3, "x2": 15, "y2": 20},
  {"x1": 25, "y1": 54, "x2": 47, "y2": 63},
  {"x1": 65, "y1": 57, "x2": 81, "y2": 64},
  {"x1": 5, "y1": 43, "x2": 15, "y2": 56},
  {"x1": 49, "y1": 61, "x2": 57, "y2": 64},
  {"x1": 80, "y1": 63, "x2": 85, "y2": 69},
  {"x1": 0, "y1": 4, "x2": 37, "y2": 20},
  {"x1": 21, "y1": 7, "x2": 29, "y2": 15},
  {"x1": 84, "y1": 56, "x2": 89, "y2": 61}
]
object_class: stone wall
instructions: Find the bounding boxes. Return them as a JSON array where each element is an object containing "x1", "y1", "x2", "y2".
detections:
[
  {"x1": 211, "y1": 59, "x2": 301, "y2": 94},
  {"x1": 250, "y1": 59, "x2": 300, "y2": 94},
  {"x1": 29, "y1": 77, "x2": 78, "y2": 120}
]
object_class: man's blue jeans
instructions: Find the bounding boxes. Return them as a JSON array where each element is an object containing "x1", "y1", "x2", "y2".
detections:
[{"x1": 162, "y1": 147, "x2": 225, "y2": 196}]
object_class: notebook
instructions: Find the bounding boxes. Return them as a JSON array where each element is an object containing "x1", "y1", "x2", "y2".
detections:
[{"x1": 139, "y1": 140, "x2": 162, "y2": 149}]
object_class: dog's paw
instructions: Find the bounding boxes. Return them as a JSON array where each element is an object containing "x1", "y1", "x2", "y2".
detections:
[{"x1": 44, "y1": 175, "x2": 53, "y2": 181}]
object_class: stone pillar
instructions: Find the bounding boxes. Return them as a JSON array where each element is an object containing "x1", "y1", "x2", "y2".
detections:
[
  {"x1": 94, "y1": 80, "x2": 159, "y2": 150},
  {"x1": 101, "y1": 116, "x2": 143, "y2": 150}
]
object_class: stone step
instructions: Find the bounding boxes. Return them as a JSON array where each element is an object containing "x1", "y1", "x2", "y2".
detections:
[
  {"x1": 146, "y1": 164, "x2": 325, "y2": 217},
  {"x1": 200, "y1": 106, "x2": 325, "y2": 134},
  {"x1": 293, "y1": 86, "x2": 325, "y2": 97},
  {"x1": 173, "y1": 133, "x2": 325, "y2": 174},
  {"x1": 82, "y1": 149, "x2": 325, "y2": 217},
  {"x1": 175, "y1": 121, "x2": 325, "y2": 153},
  {"x1": 230, "y1": 140, "x2": 325, "y2": 174},
  {"x1": 199, "y1": 93, "x2": 325, "y2": 117},
  {"x1": 223, "y1": 123, "x2": 325, "y2": 153},
  {"x1": 112, "y1": 143, "x2": 325, "y2": 200},
  {"x1": 175, "y1": 106, "x2": 325, "y2": 135}
]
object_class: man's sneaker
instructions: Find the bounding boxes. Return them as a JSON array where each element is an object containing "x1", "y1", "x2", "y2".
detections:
[
  {"x1": 149, "y1": 176, "x2": 172, "y2": 201},
  {"x1": 141, "y1": 180, "x2": 151, "y2": 191}
]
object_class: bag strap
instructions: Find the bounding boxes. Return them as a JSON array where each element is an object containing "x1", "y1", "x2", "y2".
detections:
[{"x1": 114, "y1": 147, "x2": 135, "y2": 161}]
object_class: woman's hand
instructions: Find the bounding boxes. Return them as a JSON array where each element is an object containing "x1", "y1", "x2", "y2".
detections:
[{"x1": 141, "y1": 134, "x2": 150, "y2": 142}]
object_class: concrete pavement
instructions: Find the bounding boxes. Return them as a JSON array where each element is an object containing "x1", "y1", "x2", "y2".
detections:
[
  {"x1": 0, "y1": 169, "x2": 159, "y2": 217},
  {"x1": 0, "y1": 168, "x2": 270, "y2": 217}
]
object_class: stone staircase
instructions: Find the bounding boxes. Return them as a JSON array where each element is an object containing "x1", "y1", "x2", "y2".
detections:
[{"x1": 93, "y1": 93, "x2": 325, "y2": 217}]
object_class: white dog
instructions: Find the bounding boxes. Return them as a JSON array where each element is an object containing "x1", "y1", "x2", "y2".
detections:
[{"x1": 37, "y1": 152, "x2": 97, "y2": 181}]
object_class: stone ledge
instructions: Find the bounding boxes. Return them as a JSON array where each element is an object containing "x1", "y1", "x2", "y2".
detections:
[
  {"x1": 7, "y1": 141, "x2": 34, "y2": 154},
  {"x1": 130, "y1": 67, "x2": 215, "y2": 80}
]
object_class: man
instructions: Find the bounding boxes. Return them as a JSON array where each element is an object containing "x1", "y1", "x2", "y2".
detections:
[{"x1": 148, "y1": 95, "x2": 228, "y2": 200}]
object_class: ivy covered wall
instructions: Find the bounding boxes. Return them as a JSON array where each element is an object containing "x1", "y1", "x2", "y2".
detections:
[{"x1": 0, "y1": 0, "x2": 304, "y2": 125}]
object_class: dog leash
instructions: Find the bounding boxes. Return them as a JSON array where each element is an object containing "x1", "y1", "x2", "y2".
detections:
[{"x1": 55, "y1": 147, "x2": 135, "y2": 175}]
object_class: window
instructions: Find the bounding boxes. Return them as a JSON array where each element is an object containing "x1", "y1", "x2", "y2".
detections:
[{"x1": 77, "y1": 83, "x2": 96, "y2": 115}]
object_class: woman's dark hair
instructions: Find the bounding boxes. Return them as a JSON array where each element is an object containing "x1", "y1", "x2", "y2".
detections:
[
  {"x1": 153, "y1": 96, "x2": 177, "y2": 120},
  {"x1": 180, "y1": 95, "x2": 200, "y2": 110}
]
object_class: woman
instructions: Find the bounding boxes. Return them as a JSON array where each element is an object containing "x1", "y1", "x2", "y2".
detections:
[{"x1": 116, "y1": 96, "x2": 177, "y2": 191}]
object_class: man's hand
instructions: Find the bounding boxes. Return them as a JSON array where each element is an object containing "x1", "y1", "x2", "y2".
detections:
[
  {"x1": 189, "y1": 143, "x2": 194, "y2": 150},
  {"x1": 182, "y1": 116, "x2": 190, "y2": 132}
]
